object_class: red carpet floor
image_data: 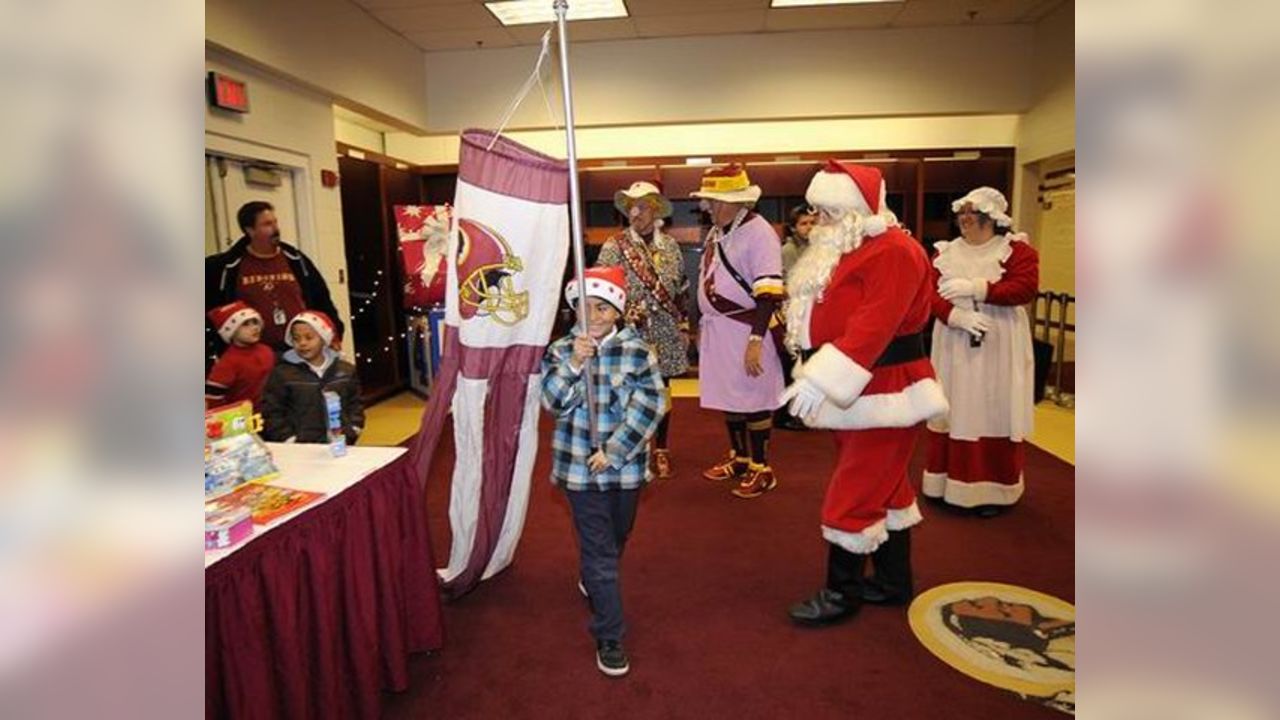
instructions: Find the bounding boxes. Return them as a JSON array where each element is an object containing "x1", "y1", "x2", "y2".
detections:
[{"x1": 384, "y1": 399, "x2": 1074, "y2": 719}]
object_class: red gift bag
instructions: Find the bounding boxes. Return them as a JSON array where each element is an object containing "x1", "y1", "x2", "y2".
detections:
[{"x1": 395, "y1": 204, "x2": 451, "y2": 308}]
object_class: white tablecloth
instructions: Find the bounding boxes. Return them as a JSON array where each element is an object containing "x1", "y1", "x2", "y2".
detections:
[{"x1": 205, "y1": 443, "x2": 407, "y2": 568}]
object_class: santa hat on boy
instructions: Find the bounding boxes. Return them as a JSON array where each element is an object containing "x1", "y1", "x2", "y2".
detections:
[
  {"x1": 565, "y1": 266, "x2": 628, "y2": 313},
  {"x1": 208, "y1": 301, "x2": 262, "y2": 344},
  {"x1": 285, "y1": 310, "x2": 337, "y2": 347},
  {"x1": 804, "y1": 160, "x2": 897, "y2": 237}
]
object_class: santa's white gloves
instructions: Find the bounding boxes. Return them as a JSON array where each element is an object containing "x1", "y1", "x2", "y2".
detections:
[
  {"x1": 779, "y1": 378, "x2": 826, "y2": 420},
  {"x1": 948, "y1": 307, "x2": 992, "y2": 338},
  {"x1": 938, "y1": 277, "x2": 988, "y2": 302}
]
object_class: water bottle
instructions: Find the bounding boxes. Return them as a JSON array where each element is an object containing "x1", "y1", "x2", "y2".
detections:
[{"x1": 324, "y1": 391, "x2": 347, "y2": 457}]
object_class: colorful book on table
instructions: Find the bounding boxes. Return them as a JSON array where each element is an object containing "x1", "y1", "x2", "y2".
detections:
[{"x1": 207, "y1": 483, "x2": 324, "y2": 525}]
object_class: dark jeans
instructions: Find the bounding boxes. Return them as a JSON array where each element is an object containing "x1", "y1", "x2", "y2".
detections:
[{"x1": 565, "y1": 488, "x2": 641, "y2": 643}]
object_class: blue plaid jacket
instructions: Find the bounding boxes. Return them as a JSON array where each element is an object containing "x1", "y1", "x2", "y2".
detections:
[{"x1": 541, "y1": 326, "x2": 667, "y2": 491}]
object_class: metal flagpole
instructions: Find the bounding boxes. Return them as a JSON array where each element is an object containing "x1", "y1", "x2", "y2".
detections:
[{"x1": 553, "y1": 0, "x2": 599, "y2": 449}]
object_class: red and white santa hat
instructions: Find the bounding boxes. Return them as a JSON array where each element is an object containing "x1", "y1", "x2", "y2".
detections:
[
  {"x1": 208, "y1": 300, "x2": 262, "y2": 344},
  {"x1": 285, "y1": 310, "x2": 337, "y2": 347},
  {"x1": 804, "y1": 160, "x2": 895, "y2": 237},
  {"x1": 565, "y1": 266, "x2": 628, "y2": 313}
]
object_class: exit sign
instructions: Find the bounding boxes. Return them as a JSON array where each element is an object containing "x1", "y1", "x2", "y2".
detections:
[{"x1": 207, "y1": 72, "x2": 249, "y2": 113}]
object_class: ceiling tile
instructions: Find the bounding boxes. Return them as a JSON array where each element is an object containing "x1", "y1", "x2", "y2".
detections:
[
  {"x1": 505, "y1": 18, "x2": 638, "y2": 44},
  {"x1": 626, "y1": 0, "x2": 768, "y2": 17},
  {"x1": 889, "y1": 0, "x2": 1037, "y2": 28},
  {"x1": 374, "y1": 3, "x2": 498, "y2": 32},
  {"x1": 351, "y1": 0, "x2": 476, "y2": 10},
  {"x1": 1020, "y1": 0, "x2": 1069, "y2": 22},
  {"x1": 765, "y1": 3, "x2": 905, "y2": 31},
  {"x1": 632, "y1": 10, "x2": 767, "y2": 38},
  {"x1": 407, "y1": 26, "x2": 517, "y2": 50}
]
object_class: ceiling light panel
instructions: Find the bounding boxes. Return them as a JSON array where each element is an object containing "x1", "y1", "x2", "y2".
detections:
[{"x1": 486, "y1": 0, "x2": 629, "y2": 26}]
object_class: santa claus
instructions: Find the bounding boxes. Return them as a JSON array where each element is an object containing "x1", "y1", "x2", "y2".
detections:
[{"x1": 781, "y1": 160, "x2": 948, "y2": 626}]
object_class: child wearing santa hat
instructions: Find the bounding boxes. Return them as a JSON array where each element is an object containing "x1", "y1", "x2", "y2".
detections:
[
  {"x1": 205, "y1": 300, "x2": 276, "y2": 409},
  {"x1": 540, "y1": 266, "x2": 667, "y2": 678},
  {"x1": 259, "y1": 310, "x2": 364, "y2": 444}
]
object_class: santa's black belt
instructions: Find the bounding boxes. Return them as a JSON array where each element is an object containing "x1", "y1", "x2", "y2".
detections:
[
  {"x1": 875, "y1": 333, "x2": 927, "y2": 367},
  {"x1": 799, "y1": 333, "x2": 926, "y2": 368}
]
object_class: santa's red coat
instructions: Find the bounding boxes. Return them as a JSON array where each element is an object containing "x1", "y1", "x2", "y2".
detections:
[{"x1": 793, "y1": 226, "x2": 948, "y2": 552}]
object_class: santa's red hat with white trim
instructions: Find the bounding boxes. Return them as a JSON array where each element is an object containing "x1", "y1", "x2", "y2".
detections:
[
  {"x1": 805, "y1": 160, "x2": 895, "y2": 236},
  {"x1": 285, "y1": 310, "x2": 337, "y2": 347},
  {"x1": 565, "y1": 266, "x2": 628, "y2": 313},
  {"x1": 208, "y1": 301, "x2": 262, "y2": 344}
]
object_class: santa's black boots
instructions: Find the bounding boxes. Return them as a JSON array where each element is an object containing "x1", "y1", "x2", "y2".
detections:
[
  {"x1": 788, "y1": 543, "x2": 866, "y2": 626},
  {"x1": 861, "y1": 529, "x2": 914, "y2": 606}
]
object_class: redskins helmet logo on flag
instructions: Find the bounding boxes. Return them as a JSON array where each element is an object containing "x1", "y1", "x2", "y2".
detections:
[
  {"x1": 408, "y1": 129, "x2": 570, "y2": 599},
  {"x1": 456, "y1": 217, "x2": 529, "y2": 326}
]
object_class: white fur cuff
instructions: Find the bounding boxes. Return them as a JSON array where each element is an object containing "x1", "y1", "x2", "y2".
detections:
[
  {"x1": 886, "y1": 502, "x2": 923, "y2": 531},
  {"x1": 806, "y1": 378, "x2": 949, "y2": 430},
  {"x1": 822, "y1": 521, "x2": 887, "y2": 554},
  {"x1": 799, "y1": 344, "x2": 871, "y2": 409}
]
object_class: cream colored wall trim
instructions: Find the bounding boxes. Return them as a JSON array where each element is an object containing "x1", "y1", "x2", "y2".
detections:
[{"x1": 386, "y1": 114, "x2": 1022, "y2": 167}]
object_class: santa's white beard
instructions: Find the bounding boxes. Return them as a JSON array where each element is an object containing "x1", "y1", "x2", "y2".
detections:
[{"x1": 784, "y1": 214, "x2": 862, "y2": 351}]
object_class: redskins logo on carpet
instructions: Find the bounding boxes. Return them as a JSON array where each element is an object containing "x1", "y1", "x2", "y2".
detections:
[{"x1": 908, "y1": 582, "x2": 1075, "y2": 714}]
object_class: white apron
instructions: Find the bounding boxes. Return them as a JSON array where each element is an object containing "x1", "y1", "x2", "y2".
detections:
[{"x1": 928, "y1": 235, "x2": 1034, "y2": 442}]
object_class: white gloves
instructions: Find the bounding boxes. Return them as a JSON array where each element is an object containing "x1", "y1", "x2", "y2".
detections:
[
  {"x1": 947, "y1": 307, "x2": 992, "y2": 338},
  {"x1": 938, "y1": 277, "x2": 987, "y2": 302},
  {"x1": 779, "y1": 378, "x2": 826, "y2": 420}
]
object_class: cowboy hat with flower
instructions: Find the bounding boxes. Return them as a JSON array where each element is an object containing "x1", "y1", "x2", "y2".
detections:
[{"x1": 614, "y1": 180, "x2": 673, "y2": 218}]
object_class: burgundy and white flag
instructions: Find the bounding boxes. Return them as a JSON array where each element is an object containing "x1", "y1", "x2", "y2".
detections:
[{"x1": 409, "y1": 129, "x2": 569, "y2": 597}]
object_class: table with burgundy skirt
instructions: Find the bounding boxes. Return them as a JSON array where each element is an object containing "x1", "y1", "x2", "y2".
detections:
[{"x1": 205, "y1": 444, "x2": 443, "y2": 719}]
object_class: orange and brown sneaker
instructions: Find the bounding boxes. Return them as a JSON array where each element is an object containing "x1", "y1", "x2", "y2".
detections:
[
  {"x1": 703, "y1": 452, "x2": 749, "y2": 482},
  {"x1": 731, "y1": 463, "x2": 778, "y2": 499},
  {"x1": 653, "y1": 449, "x2": 672, "y2": 479}
]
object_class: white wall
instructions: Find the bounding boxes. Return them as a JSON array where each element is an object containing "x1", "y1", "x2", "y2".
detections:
[
  {"x1": 422, "y1": 25, "x2": 1035, "y2": 133},
  {"x1": 1014, "y1": 1, "x2": 1075, "y2": 230},
  {"x1": 1017, "y1": 1, "x2": 1075, "y2": 165},
  {"x1": 205, "y1": 49, "x2": 352, "y2": 360},
  {"x1": 207, "y1": 0, "x2": 429, "y2": 131},
  {"x1": 334, "y1": 116, "x2": 385, "y2": 154},
  {"x1": 386, "y1": 113, "x2": 1022, "y2": 166}
]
